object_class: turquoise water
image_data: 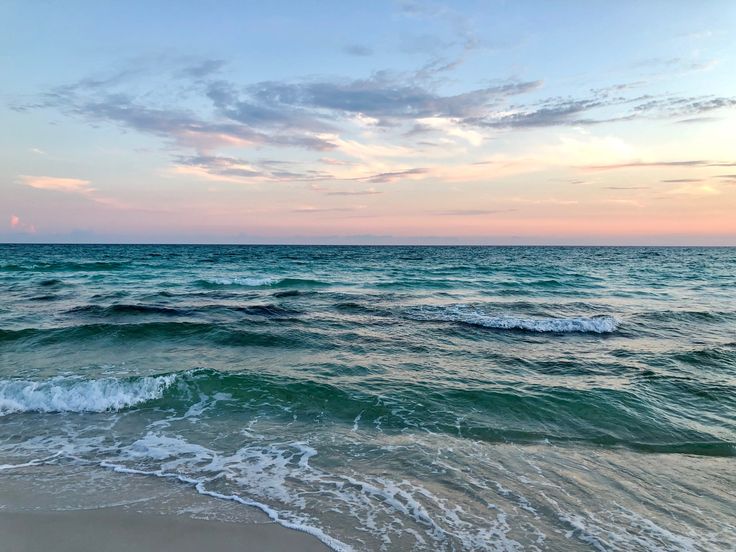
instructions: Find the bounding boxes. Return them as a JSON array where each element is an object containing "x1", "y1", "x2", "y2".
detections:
[{"x1": 1, "y1": 244, "x2": 734, "y2": 550}]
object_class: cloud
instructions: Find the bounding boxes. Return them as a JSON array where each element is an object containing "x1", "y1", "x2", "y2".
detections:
[
  {"x1": 292, "y1": 206, "x2": 360, "y2": 213},
  {"x1": 17, "y1": 174, "x2": 133, "y2": 209},
  {"x1": 472, "y1": 89, "x2": 736, "y2": 129},
  {"x1": 358, "y1": 167, "x2": 429, "y2": 183},
  {"x1": 668, "y1": 184, "x2": 721, "y2": 196},
  {"x1": 581, "y1": 160, "x2": 709, "y2": 170},
  {"x1": 631, "y1": 56, "x2": 719, "y2": 74},
  {"x1": 478, "y1": 98, "x2": 608, "y2": 128},
  {"x1": 9, "y1": 214, "x2": 36, "y2": 233},
  {"x1": 173, "y1": 155, "x2": 333, "y2": 183},
  {"x1": 319, "y1": 157, "x2": 352, "y2": 166},
  {"x1": 178, "y1": 59, "x2": 226, "y2": 79},
  {"x1": 605, "y1": 186, "x2": 649, "y2": 190},
  {"x1": 661, "y1": 179, "x2": 702, "y2": 183},
  {"x1": 326, "y1": 188, "x2": 382, "y2": 196},
  {"x1": 676, "y1": 116, "x2": 720, "y2": 124},
  {"x1": 234, "y1": 76, "x2": 541, "y2": 122},
  {"x1": 343, "y1": 44, "x2": 373, "y2": 56},
  {"x1": 19, "y1": 52, "x2": 736, "y2": 165},
  {"x1": 581, "y1": 160, "x2": 736, "y2": 171},
  {"x1": 24, "y1": 74, "x2": 336, "y2": 153},
  {"x1": 83, "y1": 94, "x2": 336, "y2": 151},
  {"x1": 19, "y1": 175, "x2": 94, "y2": 193},
  {"x1": 431, "y1": 209, "x2": 516, "y2": 216}
]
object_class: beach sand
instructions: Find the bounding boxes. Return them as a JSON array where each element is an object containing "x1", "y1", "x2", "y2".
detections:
[
  {"x1": 0, "y1": 508, "x2": 330, "y2": 552},
  {"x1": 0, "y1": 463, "x2": 331, "y2": 552}
]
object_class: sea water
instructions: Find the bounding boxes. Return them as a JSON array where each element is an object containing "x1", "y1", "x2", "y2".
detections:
[{"x1": 1, "y1": 245, "x2": 734, "y2": 550}]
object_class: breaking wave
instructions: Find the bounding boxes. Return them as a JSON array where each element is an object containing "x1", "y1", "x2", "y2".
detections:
[
  {"x1": 407, "y1": 305, "x2": 619, "y2": 333},
  {"x1": 0, "y1": 374, "x2": 177, "y2": 415}
]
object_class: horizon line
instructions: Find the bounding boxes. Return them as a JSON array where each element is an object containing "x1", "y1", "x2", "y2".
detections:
[{"x1": 1, "y1": 242, "x2": 735, "y2": 248}]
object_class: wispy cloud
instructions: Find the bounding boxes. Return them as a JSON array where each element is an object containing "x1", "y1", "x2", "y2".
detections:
[
  {"x1": 357, "y1": 167, "x2": 429, "y2": 183},
  {"x1": 16, "y1": 51, "x2": 736, "y2": 166},
  {"x1": 326, "y1": 188, "x2": 382, "y2": 196},
  {"x1": 17, "y1": 174, "x2": 133, "y2": 209},
  {"x1": 581, "y1": 160, "x2": 709, "y2": 170},
  {"x1": 292, "y1": 205, "x2": 361, "y2": 213},
  {"x1": 431, "y1": 209, "x2": 516, "y2": 216},
  {"x1": 605, "y1": 186, "x2": 649, "y2": 190},
  {"x1": 19, "y1": 175, "x2": 94, "y2": 193},
  {"x1": 581, "y1": 160, "x2": 736, "y2": 172}
]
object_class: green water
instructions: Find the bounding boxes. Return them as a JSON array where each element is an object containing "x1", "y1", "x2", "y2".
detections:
[{"x1": 1, "y1": 245, "x2": 734, "y2": 550}]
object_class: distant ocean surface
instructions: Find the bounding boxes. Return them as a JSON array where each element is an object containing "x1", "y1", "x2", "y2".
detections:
[{"x1": 1, "y1": 244, "x2": 734, "y2": 551}]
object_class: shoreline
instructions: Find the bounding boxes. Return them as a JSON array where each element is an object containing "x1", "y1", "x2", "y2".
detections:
[
  {"x1": 0, "y1": 507, "x2": 331, "y2": 552},
  {"x1": 0, "y1": 463, "x2": 332, "y2": 552}
]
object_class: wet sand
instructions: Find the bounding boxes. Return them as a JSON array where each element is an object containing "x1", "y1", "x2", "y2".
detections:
[
  {"x1": 0, "y1": 507, "x2": 331, "y2": 552},
  {"x1": 0, "y1": 463, "x2": 331, "y2": 552}
]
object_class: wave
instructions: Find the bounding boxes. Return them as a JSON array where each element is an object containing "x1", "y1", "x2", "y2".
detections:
[
  {"x1": 407, "y1": 305, "x2": 618, "y2": 333},
  {"x1": 638, "y1": 309, "x2": 736, "y2": 324},
  {"x1": 0, "y1": 261, "x2": 128, "y2": 272},
  {"x1": 38, "y1": 278, "x2": 64, "y2": 287},
  {"x1": 0, "y1": 322, "x2": 302, "y2": 348},
  {"x1": 196, "y1": 276, "x2": 329, "y2": 288},
  {"x1": 199, "y1": 276, "x2": 278, "y2": 287},
  {"x1": 66, "y1": 304, "x2": 183, "y2": 316},
  {"x1": 0, "y1": 373, "x2": 176, "y2": 415},
  {"x1": 1, "y1": 368, "x2": 732, "y2": 457}
]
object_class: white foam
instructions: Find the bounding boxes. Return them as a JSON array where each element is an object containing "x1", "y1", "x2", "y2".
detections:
[
  {"x1": 409, "y1": 306, "x2": 619, "y2": 333},
  {"x1": 0, "y1": 374, "x2": 176, "y2": 415},
  {"x1": 0, "y1": 453, "x2": 61, "y2": 471},
  {"x1": 204, "y1": 276, "x2": 278, "y2": 286}
]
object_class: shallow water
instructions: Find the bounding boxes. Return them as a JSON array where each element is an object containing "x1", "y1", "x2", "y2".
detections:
[{"x1": 1, "y1": 244, "x2": 735, "y2": 550}]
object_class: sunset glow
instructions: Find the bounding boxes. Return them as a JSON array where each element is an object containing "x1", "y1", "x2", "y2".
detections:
[{"x1": 2, "y1": 1, "x2": 735, "y2": 244}]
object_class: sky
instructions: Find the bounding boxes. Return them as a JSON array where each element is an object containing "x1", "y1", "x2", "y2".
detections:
[{"x1": 1, "y1": 1, "x2": 735, "y2": 245}]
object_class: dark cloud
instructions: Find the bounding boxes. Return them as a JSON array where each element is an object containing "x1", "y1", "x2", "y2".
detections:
[
  {"x1": 29, "y1": 84, "x2": 336, "y2": 151},
  {"x1": 661, "y1": 179, "x2": 702, "y2": 183},
  {"x1": 233, "y1": 75, "x2": 541, "y2": 122},
  {"x1": 206, "y1": 80, "x2": 335, "y2": 132}
]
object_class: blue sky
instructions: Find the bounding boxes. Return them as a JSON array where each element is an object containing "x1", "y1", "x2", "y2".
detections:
[{"x1": 2, "y1": 1, "x2": 735, "y2": 244}]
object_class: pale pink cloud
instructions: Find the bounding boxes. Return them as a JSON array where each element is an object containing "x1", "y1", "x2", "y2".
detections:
[
  {"x1": 19, "y1": 175, "x2": 94, "y2": 194},
  {"x1": 17, "y1": 174, "x2": 134, "y2": 210},
  {"x1": 9, "y1": 214, "x2": 36, "y2": 233}
]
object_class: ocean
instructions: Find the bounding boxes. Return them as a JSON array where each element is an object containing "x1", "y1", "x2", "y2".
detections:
[{"x1": 0, "y1": 244, "x2": 734, "y2": 551}]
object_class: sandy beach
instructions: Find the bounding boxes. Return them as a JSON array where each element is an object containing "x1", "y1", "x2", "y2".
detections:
[
  {"x1": 0, "y1": 463, "x2": 330, "y2": 552},
  {"x1": 0, "y1": 508, "x2": 330, "y2": 552}
]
